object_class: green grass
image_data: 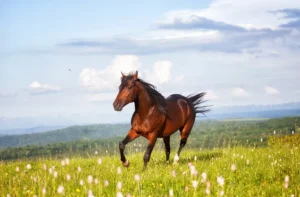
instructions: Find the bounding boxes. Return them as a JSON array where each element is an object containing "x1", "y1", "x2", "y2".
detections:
[{"x1": 1, "y1": 146, "x2": 299, "y2": 197}]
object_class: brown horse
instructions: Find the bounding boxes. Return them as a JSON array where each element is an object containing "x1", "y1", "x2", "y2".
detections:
[{"x1": 113, "y1": 71, "x2": 210, "y2": 170}]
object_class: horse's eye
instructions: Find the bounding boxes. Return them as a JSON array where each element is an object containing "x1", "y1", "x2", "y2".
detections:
[{"x1": 127, "y1": 85, "x2": 132, "y2": 89}]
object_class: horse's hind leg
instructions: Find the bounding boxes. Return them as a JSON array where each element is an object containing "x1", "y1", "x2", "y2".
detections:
[
  {"x1": 163, "y1": 136, "x2": 171, "y2": 163},
  {"x1": 175, "y1": 118, "x2": 195, "y2": 160}
]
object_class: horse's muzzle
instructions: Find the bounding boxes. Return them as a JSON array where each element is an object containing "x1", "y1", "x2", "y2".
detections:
[{"x1": 113, "y1": 101, "x2": 123, "y2": 111}]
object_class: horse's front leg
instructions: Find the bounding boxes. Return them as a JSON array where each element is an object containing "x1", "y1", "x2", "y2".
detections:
[
  {"x1": 143, "y1": 132, "x2": 158, "y2": 171},
  {"x1": 119, "y1": 129, "x2": 140, "y2": 167}
]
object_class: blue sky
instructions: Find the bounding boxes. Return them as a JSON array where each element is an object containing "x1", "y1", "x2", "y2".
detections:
[{"x1": 1, "y1": 0, "x2": 300, "y2": 128}]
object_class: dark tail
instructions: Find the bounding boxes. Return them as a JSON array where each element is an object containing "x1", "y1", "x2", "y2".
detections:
[{"x1": 187, "y1": 92, "x2": 212, "y2": 117}]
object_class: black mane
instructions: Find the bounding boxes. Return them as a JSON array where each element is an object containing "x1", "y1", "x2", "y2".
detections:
[{"x1": 120, "y1": 73, "x2": 168, "y2": 115}]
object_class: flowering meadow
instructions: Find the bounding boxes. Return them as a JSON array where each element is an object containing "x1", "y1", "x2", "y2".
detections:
[{"x1": 1, "y1": 146, "x2": 299, "y2": 197}]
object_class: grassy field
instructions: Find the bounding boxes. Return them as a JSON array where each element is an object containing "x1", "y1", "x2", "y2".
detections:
[{"x1": 1, "y1": 145, "x2": 299, "y2": 197}]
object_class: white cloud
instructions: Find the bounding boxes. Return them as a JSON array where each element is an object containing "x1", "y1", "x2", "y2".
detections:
[
  {"x1": 158, "y1": 0, "x2": 300, "y2": 29},
  {"x1": 231, "y1": 87, "x2": 249, "y2": 97},
  {"x1": 264, "y1": 86, "x2": 280, "y2": 95},
  {"x1": 79, "y1": 55, "x2": 182, "y2": 94},
  {"x1": 79, "y1": 55, "x2": 141, "y2": 92},
  {"x1": 205, "y1": 90, "x2": 218, "y2": 100},
  {"x1": 28, "y1": 81, "x2": 61, "y2": 94},
  {"x1": 145, "y1": 60, "x2": 173, "y2": 85}
]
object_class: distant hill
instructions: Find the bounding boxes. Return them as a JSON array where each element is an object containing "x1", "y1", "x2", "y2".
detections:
[
  {"x1": 0, "y1": 123, "x2": 130, "y2": 148},
  {"x1": 0, "y1": 126, "x2": 67, "y2": 136}
]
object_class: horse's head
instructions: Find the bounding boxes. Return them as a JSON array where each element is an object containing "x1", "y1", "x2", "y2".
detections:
[{"x1": 113, "y1": 71, "x2": 139, "y2": 111}]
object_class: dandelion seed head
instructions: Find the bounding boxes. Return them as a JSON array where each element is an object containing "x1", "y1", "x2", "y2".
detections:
[
  {"x1": 26, "y1": 164, "x2": 31, "y2": 169},
  {"x1": 61, "y1": 160, "x2": 65, "y2": 166},
  {"x1": 42, "y1": 188, "x2": 46, "y2": 194},
  {"x1": 169, "y1": 189, "x2": 174, "y2": 197},
  {"x1": 194, "y1": 156, "x2": 197, "y2": 161},
  {"x1": 98, "y1": 158, "x2": 102, "y2": 165},
  {"x1": 43, "y1": 164, "x2": 47, "y2": 170},
  {"x1": 104, "y1": 180, "x2": 109, "y2": 186},
  {"x1": 54, "y1": 171, "x2": 58, "y2": 178},
  {"x1": 78, "y1": 166, "x2": 82, "y2": 172},
  {"x1": 15, "y1": 167, "x2": 20, "y2": 172}
]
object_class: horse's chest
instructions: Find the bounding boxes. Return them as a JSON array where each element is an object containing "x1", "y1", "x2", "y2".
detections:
[{"x1": 132, "y1": 115, "x2": 162, "y2": 135}]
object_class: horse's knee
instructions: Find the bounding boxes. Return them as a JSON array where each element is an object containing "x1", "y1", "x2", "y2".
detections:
[
  {"x1": 144, "y1": 153, "x2": 150, "y2": 162},
  {"x1": 119, "y1": 141, "x2": 125, "y2": 150}
]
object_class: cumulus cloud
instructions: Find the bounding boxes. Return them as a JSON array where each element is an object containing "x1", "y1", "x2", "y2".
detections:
[
  {"x1": 28, "y1": 81, "x2": 61, "y2": 94},
  {"x1": 79, "y1": 55, "x2": 181, "y2": 98},
  {"x1": 79, "y1": 55, "x2": 141, "y2": 92},
  {"x1": 264, "y1": 86, "x2": 280, "y2": 95},
  {"x1": 231, "y1": 87, "x2": 249, "y2": 98}
]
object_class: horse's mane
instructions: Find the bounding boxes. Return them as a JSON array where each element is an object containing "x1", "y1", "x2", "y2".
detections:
[{"x1": 120, "y1": 73, "x2": 168, "y2": 115}]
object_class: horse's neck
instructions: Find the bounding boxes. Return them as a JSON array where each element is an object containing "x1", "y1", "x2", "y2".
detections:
[{"x1": 135, "y1": 89, "x2": 153, "y2": 118}]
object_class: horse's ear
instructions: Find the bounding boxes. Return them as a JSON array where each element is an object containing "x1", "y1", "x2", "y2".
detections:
[
  {"x1": 121, "y1": 72, "x2": 125, "y2": 78},
  {"x1": 133, "y1": 71, "x2": 138, "y2": 80}
]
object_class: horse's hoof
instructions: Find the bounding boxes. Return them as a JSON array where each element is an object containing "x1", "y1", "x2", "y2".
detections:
[{"x1": 122, "y1": 160, "x2": 130, "y2": 167}]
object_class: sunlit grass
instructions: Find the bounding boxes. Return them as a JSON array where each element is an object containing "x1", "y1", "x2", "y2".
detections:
[{"x1": 1, "y1": 146, "x2": 299, "y2": 197}]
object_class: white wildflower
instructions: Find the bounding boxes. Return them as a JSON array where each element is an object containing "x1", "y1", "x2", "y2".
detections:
[
  {"x1": 192, "y1": 180, "x2": 198, "y2": 188},
  {"x1": 65, "y1": 158, "x2": 70, "y2": 165},
  {"x1": 66, "y1": 174, "x2": 71, "y2": 181},
  {"x1": 169, "y1": 189, "x2": 174, "y2": 197},
  {"x1": 88, "y1": 190, "x2": 94, "y2": 197},
  {"x1": 117, "y1": 167, "x2": 122, "y2": 174},
  {"x1": 231, "y1": 164, "x2": 236, "y2": 171},
  {"x1": 54, "y1": 171, "x2": 58, "y2": 178},
  {"x1": 116, "y1": 192, "x2": 123, "y2": 197},
  {"x1": 61, "y1": 160, "x2": 65, "y2": 166},
  {"x1": 194, "y1": 156, "x2": 197, "y2": 161},
  {"x1": 94, "y1": 178, "x2": 99, "y2": 184},
  {"x1": 104, "y1": 180, "x2": 109, "y2": 187},
  {"x1": 15, "y1": 167, "x2": 20, "y2": 172},
  {"x1": 80, "y1": 180, "x2": 84, "y2": 185},
  {"x1": 117, "y1": 181, "x2": 122, "y2": 190},
  {"x1": 57, "y1": 185, "x2": 64, "y2": 194},
  {"x1": 201, "y1": 172, "x2": 207, "y2": 183},
  {"x1": 26, "y1": 164, "x2": 31, "y2": 169},
  {"x1": 98, "y1": 158, "x2": 102, "y2": 165},
  {"x1": 217, "y1": 176, "x2": 225, "y2": 186},
  {"x1": 220, "y1": 190, "x2": 225, "y2": 196},
  {"x1": 43, "y1": 164, "x2": 47, "y2": 170},
  {"x1": 87, "y1": 175, "x2": 93, "y2": 184},
  {"x1": 42, "y1": 188, "x2": 46, "y2": 195},
  {"x1": 78, "y1": 166, "x2": 82, "y2": 172},
  {"x1": 134, "y1": 174, "x2": 140, "y2": 181}
]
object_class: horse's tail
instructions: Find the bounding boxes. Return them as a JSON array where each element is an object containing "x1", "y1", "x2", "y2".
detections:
[{"x1": 187, "y1": 92, "x2": 212, "y2": 117}]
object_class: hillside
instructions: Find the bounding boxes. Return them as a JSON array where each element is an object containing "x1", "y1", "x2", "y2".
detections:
[
  {"x1": 0, "y1": 116, "x2": 299, "y2": 161},
  {"x1": 0, "y1": 123, "x2": 130, "y2": 148}
]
